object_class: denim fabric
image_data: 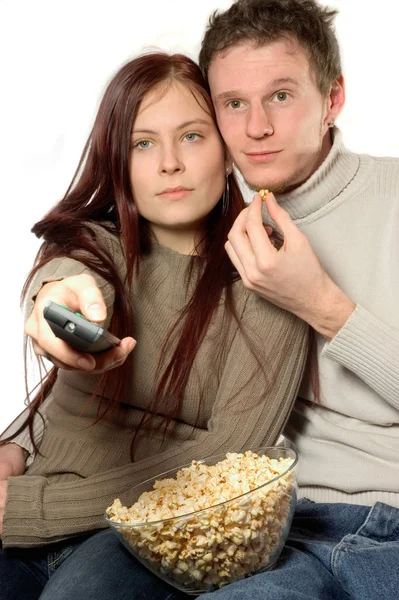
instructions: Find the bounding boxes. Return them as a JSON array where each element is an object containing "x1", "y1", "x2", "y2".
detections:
[
  {"x1": 0, "y1": 535, "x2": 85, "y2": 600},
  {"x1": 201, "y1": 499, "x2": 399, "y2": 600},
  {"x1": 1, "y1": 501, "x2": 399, "y2": 599},
  {"x1": 38, "y1": 529, "x2": 184, "y2": 600}
]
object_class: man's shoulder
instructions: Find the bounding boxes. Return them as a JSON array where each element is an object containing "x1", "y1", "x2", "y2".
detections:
[
  {"x1": 355, "y1": 152, "x2": 399, "y2": 192},
  {"x1": 358, "y1": 152, "x2": 399, "y2": 169}
]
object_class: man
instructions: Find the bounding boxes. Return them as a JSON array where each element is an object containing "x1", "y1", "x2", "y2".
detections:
[{"x1": 196, "y1": 0, "x2": 399, "y2": 598}]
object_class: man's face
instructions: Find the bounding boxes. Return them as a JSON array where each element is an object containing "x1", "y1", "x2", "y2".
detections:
[{"x1": 208, "y1": 40, "x2": 336, "y2": 194}]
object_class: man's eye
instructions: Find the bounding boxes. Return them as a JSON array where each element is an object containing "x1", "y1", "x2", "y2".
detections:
[
  {"x1": 273, "y1": 92, "x2": 290, "y2": 102},
  {"x1": 228, "y1": 100, "x2": 244, "y2": 109}
]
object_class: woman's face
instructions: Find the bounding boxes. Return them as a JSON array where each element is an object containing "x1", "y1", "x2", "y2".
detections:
[{"x1": 129, "y1": 81, "x2": 227, "y2": 251}]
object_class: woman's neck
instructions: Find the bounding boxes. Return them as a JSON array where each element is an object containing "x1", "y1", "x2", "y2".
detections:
[{"x1": 149, "y1": 224, "x2": 201, "y2": 255}]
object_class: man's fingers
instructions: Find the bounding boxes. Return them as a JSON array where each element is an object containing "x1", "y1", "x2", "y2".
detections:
[
  {"x1": 225, "y1": 241, "x2": 252, "y2": 288},
  {"x1": 246, "y1": 195, "x2": 278, "y2": 261},
  {"x1": 264, "y1": 191, "x2": 297, "y2": 238},
  {"x1": 264, "y1": 225, "x2": 273, "y2": 235},
  {"x1": 227, "y1": 205, "x2": 263, "y2": 269}
]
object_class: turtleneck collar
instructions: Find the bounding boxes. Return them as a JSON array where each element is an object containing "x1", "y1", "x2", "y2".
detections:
[{"x1": 275, "y1": 128, "x2": 361, "y2": 222}]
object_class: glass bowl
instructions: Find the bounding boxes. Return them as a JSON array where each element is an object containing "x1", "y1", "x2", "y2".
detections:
[{"x1": 105, "y1": 445, "x2": 297, "y2": 595}]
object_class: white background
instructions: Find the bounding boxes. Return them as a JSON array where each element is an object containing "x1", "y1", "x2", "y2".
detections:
[{"x1": 1, "y1": 0, "x2": 398, "y2": 432}]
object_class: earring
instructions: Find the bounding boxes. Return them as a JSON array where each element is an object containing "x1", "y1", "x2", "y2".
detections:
[
  {"x1": 328, "y1": 120, "x2": 335, "y2": 128},
  {"x1": 222, "y1": 170, "x2": 230, "y2": 215}
]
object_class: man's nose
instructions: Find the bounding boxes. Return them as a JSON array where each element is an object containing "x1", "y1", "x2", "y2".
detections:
[{"x1": 246, "y1": 105, "x2": 274, "y2": 139}]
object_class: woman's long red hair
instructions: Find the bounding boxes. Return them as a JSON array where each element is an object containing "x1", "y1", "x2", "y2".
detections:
[{"x1": 4, "y1": 53, "x2": 251, "y2": 452}]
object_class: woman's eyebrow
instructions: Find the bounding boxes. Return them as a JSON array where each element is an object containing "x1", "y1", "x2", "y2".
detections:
[
  {"x1": 176, "y1": 118, "x2": 212, "y2": 130},
  {"x1": 132, "y1": 119, "x2": 212, "y2": 135}
]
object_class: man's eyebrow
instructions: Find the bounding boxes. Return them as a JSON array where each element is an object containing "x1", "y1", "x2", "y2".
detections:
[
  {"x1": 213, "y1": 90, "x2": 243, "y2": 103},
  {"x1": 214, "y1": 78, "x2": 299, "y2": 102},
  {"x1": 132, "y1": 118, "x2": 212, "y2": 135}
]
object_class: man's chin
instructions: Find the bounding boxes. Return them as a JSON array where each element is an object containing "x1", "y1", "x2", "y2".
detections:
[{"x1": 246, "y1": 179, "x2": 291, "y2": 195}]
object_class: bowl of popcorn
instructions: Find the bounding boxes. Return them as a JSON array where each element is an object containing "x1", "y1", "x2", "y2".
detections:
[{"x1": 105, "y1": 445, "x2": 297, "y2": 595}]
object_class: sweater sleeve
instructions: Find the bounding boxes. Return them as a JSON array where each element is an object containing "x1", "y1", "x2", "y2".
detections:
[
  {"x1": 25, "y1": 257, "x2": 115, "y2": 322},
  {"x1": 24, "y1": 221, "x2": 124, "y2": 319},
  {"x1": 322, "y1": 304, "x2": 399, "y2": 409},
  {"x1": 4, "y1": 226, "x2": 122, "y2": 465},
  {"x1": 3, "y1": 299, "x2": 308, "y2": 548},
  {"x1": 0, "y1": 403, "x2": 48, "y2": 467}
]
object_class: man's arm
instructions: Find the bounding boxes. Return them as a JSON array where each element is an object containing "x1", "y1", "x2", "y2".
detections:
[{"x1": 226, "y1": 192, "x2": 399, "y2": 407}]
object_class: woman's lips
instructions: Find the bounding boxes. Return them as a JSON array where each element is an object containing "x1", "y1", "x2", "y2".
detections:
[{"x1": 158, "y1": 187, "x2": 192, "y2": 199}]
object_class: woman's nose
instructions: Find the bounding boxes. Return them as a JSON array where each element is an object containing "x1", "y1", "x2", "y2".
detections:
[{"x1": 159, "y1": 146, "x2": 185, "y2": 175}]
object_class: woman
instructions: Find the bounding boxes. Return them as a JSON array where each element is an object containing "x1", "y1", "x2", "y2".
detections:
[{"x1": 0, "y1": 52, "x2": 308, "y2": 599}]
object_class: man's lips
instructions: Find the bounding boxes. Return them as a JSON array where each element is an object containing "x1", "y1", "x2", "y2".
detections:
[{"x1": 245, "y1": 150, "x2": 282, "y2": 163}]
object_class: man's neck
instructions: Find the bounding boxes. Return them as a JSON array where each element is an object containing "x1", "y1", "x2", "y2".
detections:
[
  {"x1": 316, "y1": 128, "x2": 334, "y2": 174},
  {"x1": 285, "y1": 129, "x2": 334, "y2": 193}
]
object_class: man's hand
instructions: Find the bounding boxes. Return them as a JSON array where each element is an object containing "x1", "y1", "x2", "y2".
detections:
[
  {"x1": 25, "y1": 273, "x2": 136, "y2": 372},
  {"x1": 0, "y1": 443, "x2": 28, "y2": 538},
  {"x1": 225, "y1": 192, "x2": 355, "y2": 339}
]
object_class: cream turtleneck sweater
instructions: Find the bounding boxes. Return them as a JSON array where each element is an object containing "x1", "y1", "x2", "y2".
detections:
[{"x1": 268, "y1": 128, "x2": 399, "y2": 507}]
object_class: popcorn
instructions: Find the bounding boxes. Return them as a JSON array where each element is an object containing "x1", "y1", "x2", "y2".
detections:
[
  {"x1": 106, "y1": 451, "x2": 295, "y2": 592},
  {"x1": 258, "y1": 189, "x2": 270, "y2": 200}
]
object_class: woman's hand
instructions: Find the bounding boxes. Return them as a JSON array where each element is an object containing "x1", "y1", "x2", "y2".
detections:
[
  {"x1": 0, "y1": 443, "x2": 27, "y2": 480},
  {"x1": 0, "y1": 443, "x2": 28, "y2": 538},
  {"x1": 0, "y1": 480, "x2": 6, "y2": 538},
  {"x1": 24, "y1": 274, "x2": 136, "y2": 372}
]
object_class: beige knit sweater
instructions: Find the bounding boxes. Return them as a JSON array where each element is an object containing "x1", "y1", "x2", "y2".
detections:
[
  {"x1": 274, "y1": 129, "x2": 399, "y2": 507},
  {"x1": 3, "y1": 233, "x2": 307, "y2": 548}
]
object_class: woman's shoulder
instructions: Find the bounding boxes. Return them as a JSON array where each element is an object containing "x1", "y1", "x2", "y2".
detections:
[
  {"x1": 84, "y1": 220, "x2": 127, "y2": 275},
  {"x1": 85, "y1": 220, "x2": 123, "y2": 256}
]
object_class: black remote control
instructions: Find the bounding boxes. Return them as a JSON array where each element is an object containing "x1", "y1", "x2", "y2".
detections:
[{"x1": 43, "y1": 301, "x2": 120, "y2": 353}]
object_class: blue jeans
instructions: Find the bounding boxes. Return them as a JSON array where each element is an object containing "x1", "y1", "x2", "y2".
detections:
[
  {"x1": 0, "y1": 533, "x2": 88, "y2": 600},
  {"x1": 0, "y1": 529, "x2": 183, "y2": 600},
  {"x1": 2, "y1": 500, "x2": 399, "y2": 599},
  {"x1": 202, "y1": 499, "x2": 399, "y2": 600}
]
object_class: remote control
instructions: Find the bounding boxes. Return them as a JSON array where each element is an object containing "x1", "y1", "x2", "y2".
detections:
[{"x1": 43, "y1": 301, "x2": 120, "y2": 353}]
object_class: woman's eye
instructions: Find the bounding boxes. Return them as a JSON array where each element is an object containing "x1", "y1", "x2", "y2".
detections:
[
  {"x1": 273, "y1": 92, "x2": 290, "y2": 102},
  {"x1": 135, "y1": 140, "x2": 153, "y2": 149},
  {"x1": 228, "y1": 100, "x2": 244, "y2": 109},
  {"x1": 184, "y1": 133, "x2": 200, "y2": 142}
]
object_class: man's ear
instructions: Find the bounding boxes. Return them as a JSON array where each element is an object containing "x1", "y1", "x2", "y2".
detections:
[{"x1": 325, "y1": 74, "x2": 345, "y2": 126}]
